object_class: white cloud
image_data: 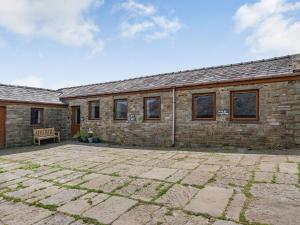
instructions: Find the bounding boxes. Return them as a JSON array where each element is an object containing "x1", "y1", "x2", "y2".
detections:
[
  {"x1": 11, "y1": 75, "x2": 44, "y2": 88},
  {"x1": 0, "y1": 36, "x2": 4, "y2": 48},
  {"x1": 121, "y1": 21, "x2": 154, "y2": 38},
  {"x1": 0, "y1": 0, "x2": 104, "y2": 53},
  {"x1": 10, "y1": 75, "x2": 80, "y2": 89},
  {"x1": 145, "y1": 16, "x2": 181, "y2": 41},
  {"x1": 234, "y1": 0, "x2": 300, "y2": 57},
  {"x1": 116, "y1": 0, "x2": 182, "y2": 41},
  {"x1": 120, "y1": 0, "x2": 155, "y2": 16}
]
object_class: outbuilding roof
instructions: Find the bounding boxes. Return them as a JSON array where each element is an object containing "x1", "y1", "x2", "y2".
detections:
[
  {"x1": 0, "y1": 84, "x2": 64, "y2": 105},
  {"x1": 58, "y1": 54, "x2": 298, "y2": 98},
  {"x1": 0, "y1": 54, "x2": 299, "y2": 104}
]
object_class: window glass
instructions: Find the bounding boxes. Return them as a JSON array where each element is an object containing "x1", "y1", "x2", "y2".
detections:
[
  {"x1": 115, "y1": 100, "x2": 128, "y2": 120},
  {"x1": 193, "y1": 94, "x2": 215, "y2": 119},
  {"x1": 89, "y1": 101, "x2": 100, "y2": 119},
  {"x1": 31, "y1": 108, "x2": 43, "y2": 125},
  {"x1": 145, "y1": 97, "x2": 161, "y2": 119},
  {"x1": 232, "y1": 91, "x2": 258, "y2": 119}
]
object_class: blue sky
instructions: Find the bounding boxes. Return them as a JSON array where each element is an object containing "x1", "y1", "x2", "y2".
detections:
[{"x1": 0, "y1": 0, "x2": 299, "y2": 89}]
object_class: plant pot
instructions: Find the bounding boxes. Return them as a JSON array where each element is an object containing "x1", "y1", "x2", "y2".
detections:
[{"x1": 88, "y1": 138, "x2": 93, "y2": 143}]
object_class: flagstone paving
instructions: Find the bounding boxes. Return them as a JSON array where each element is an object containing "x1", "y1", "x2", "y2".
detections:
[{"x1": 0, "y1": 144, "x2": 299, "y2": 225}]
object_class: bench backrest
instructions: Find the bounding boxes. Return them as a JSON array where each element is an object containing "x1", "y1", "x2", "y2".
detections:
[{"x1": 33, "y1": 128, "x2": 55, "y2": 137}]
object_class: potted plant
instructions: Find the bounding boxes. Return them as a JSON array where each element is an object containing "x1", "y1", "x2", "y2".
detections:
[{"x1": 73, "y1": 131, "x2": 82, "y2": 142}]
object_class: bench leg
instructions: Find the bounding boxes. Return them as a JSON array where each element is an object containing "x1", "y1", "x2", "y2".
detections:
[{"x1": 38, "y1": 139, "x2": 41, "y2": 146}]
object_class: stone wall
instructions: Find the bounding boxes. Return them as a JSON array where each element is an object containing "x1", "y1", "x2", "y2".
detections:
[
  {"x1": 66, "y1": 91, "x2": 173, "y2": 146},
  {"x1": 176, "y1": 80, "x2": 300, "y2": 149},
  {"x1": 5, "y1": 105, "x2": 69, "y2": 147},
  {"x1": 67, "y1": 80, "x2": 300, "y2": 149}
]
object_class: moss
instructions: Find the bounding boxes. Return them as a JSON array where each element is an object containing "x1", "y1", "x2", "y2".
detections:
[
  {"x1": 0, "y1": 194, "x2": 22, "y2": 203},
  {"x1": 239, "y1": 172, "x2": 255, "y2": 224},
  {"x1": 152, "y1": 184, "x2": 174, "y2": 201},
  {"x1": 111, "y1": 172, "x2": 120, "y2": 177},
  {"x1": 165, "y1": 208, "x2": 173, "y2": 216},
  {"x1": 19, "y1": 163, "x2": 40, "y2": 170},
  {"x1": 271, "y1": 173, "x2": 276, "y2": 184},
  {"x1": 34, "y1": 203, "x2": 58, "y2": 211},
  {"x1": 74, "y1": 216, "x2": 105, "y2": 225}
]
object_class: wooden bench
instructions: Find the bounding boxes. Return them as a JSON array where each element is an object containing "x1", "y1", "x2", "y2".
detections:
[{"x1": 33, "y1": 128, "x2": 60, "y2": 145}]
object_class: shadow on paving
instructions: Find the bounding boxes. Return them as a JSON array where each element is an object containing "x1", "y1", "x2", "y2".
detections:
[{"x1": 0, "y1": 141, "x2": 299, "y2": 156}]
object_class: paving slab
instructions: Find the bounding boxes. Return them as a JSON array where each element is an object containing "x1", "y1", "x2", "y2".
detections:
[
  {"x1": 58, "y1": 192, "x2": 109, "y2": 215},
  {"x1": 226, "y1": 193, "x2": 246, "y2": 221},
  {"x1": 112, "y1": 204, "x2": 161, "y2": 225},
  {"x1": 213, "y1": 221, "x2": 242, "y2": 225},
  {"x1": 185, "y1": 186, "x2": 234, "y2": 217},
  {"x1": 181, "y1": 171, "x2": 214, "y2": 186},
  {"x1": 156, "y1": 184, "x2": 199, "y2": 208},
  {"x1": 166, "y1": 169, "x2": 189, "y2": 182},
  {"x1": 146, "y1": 209, "x2": 208, "y2": 225},
  {"x1": 0, "y1": 201, "x2": 52, "y2": 225},
  {"x1": 132, "y1": 180, "x2": 171, "y2": 201},
  {"x1": 279, "y1": 163, "x2": 298, "y2": 174},
  {"x1": 34, "y1": 213, "x2": 75, "y2": 225},
  {"x1": 196, "y1": 164, "x2": 220, "y2": 172},
  {"x1": 40, "y1": 169, "x2": 75, "y2": 180},
  {"x1": 25, "y1": 186, "x2": 62, "y2": 203},
  {"x1": 83, "y1": 196, "x2": 137, "y2": 224},
  {"x1": 246, "y1": 183, "x2": 300, "y2": 225},
  {"x1": 5, "y1": 181, "x2": 52, "y2": 199},
  {"x1": 100, "y1": 176, "x2": 132, "y2": 193},
  {"x1": 276, "y1": 172, "x2": 298, "y2": 184},
  {"x1": 80, "y1": 174, "x2": 113, "y2": 190},
  {"x1": 64, "y1": 173, "x2": 99, "y2": 186},
  {"x1": 254, "y1": 171, "x2": 273, "y2": 183},
  {"x1": 40, "y1": 188, "x2": 86, "y2": 206},
  {"x1": 258, "y1": 163, "x2": 277, "y2": 172},
  {"x1": 139, "y1": 167, "x2": 177, "y2": 180}
]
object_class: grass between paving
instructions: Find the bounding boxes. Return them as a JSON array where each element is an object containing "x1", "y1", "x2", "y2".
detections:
[
  {"x1": 19, "y1": 163, "x2": 41, "y2": 170},
  {"x1": 239, "y1": 171, "x2": 254, "y2": 225},
  {"x1": 152, "y1": 183, "x2": 174, "y2": 201}
]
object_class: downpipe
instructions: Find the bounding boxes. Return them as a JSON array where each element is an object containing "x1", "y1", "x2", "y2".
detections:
[{"x1": 172, "y1": 87, "x2": 176, "y2": 147}]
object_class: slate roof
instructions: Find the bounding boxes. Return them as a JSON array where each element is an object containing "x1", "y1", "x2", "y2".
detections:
[
  {"x1": 0, "y1": 84, "x2": 64, "y2": 105},
  {"x1": 0, "y1": 54, "x2": 298, "y2": 104},
  {"x1": 59, "y1": 54, "x2": 296, "y2": 98}
]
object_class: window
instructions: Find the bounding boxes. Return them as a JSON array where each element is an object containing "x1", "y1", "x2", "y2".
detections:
[
  {"x1": 192, "y1": 93, "x2": 216, "y2": 120},
  {"x1": 31, "y1": 108, "x2": 43, "y2": 125},
  {"x1": 230, "y1": 90, "x2": 259, "y2": 121},
  {"x1": 114, "y1": 99, "x2": 128, "y2": 120},
  {"x1": 89, "y1": 101, "x2": 100, "y2": 120},
  {"x1": 144, "y1": 97, "x2": 161, "y2": 120}
]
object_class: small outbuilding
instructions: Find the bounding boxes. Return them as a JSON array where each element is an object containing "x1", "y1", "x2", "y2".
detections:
[{"x1": 1, "y1": 54, "x2": 300, "y2": 149}]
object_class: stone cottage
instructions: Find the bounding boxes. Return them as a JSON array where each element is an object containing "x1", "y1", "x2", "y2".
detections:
[{"x1": 1, "y1": 54, "x2": 300, "y2": 149}]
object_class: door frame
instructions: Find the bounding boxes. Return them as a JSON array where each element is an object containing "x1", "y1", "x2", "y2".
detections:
[
  {"x1": 71, "y1": 106, "x2": 81, "y2": 136},
  {"x1": 0, "y1": 106, "x2": 6, "y2": 148}
]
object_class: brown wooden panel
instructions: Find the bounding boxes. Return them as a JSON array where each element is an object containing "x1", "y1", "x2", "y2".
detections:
[
  {"x1": 71, "y1": 106, "x2": 80, "y2": 136},
  {"x1": 0, "y1": 107, "x2": 5, "y2": 148}
]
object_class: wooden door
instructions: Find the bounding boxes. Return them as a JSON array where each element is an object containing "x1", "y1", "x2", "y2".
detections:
[
  {"x1": 0, "y1": 107, "x2": 5, "y2": 148},
  {"x1": 71, "y1": 106, "x2": 81, "y2": 136}
]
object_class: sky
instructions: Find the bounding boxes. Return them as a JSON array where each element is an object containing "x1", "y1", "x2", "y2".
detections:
[{"x1": 0, "y1": 0, "x2": 300, "y2": 89}]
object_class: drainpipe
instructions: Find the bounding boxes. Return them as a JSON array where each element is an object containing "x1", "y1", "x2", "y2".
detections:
[{"x1": 172, "y1": 87, "x2": 176, "y2": 147}]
